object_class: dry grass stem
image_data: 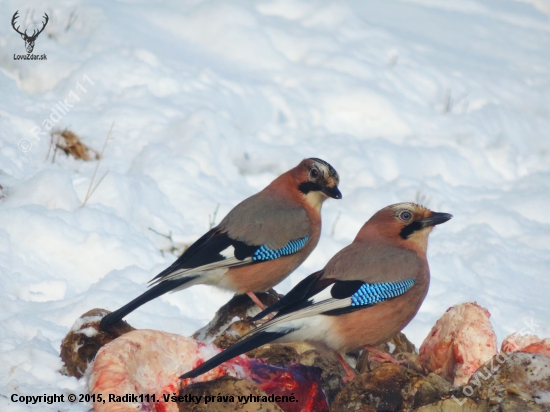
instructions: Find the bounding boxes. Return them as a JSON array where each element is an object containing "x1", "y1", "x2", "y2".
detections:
[
  {"x1": 330, "y1": 211, "x2": 342, "y2": 237},
  {"x1": 81, "y1": 122, "x2": 114, "y2": 208},
  {"x1": 208, "y1": 203, "x2": 220, "y2": 229},
  {"x1": 148, "y1": 227, "x2": 189, "y2": 257}
]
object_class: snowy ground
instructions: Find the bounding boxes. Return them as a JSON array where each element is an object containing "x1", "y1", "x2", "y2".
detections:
[{"x1": 1, "y1": 0, "x2": 549, "y2": 410}]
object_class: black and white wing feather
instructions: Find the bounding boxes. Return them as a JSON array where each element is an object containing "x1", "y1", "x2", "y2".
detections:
[
  {"x1": 150, "y1": 228, "x2": 311, "y2": 285},
  {"x1": 250, "y1": 275, "x2": 416, "y2": 335}
]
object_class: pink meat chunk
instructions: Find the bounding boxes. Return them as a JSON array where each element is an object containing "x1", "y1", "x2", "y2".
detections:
[
  {"x1": 419, "y1": 302, "x2": 498, "y2": 386},
  {"x1": 501, "y1": 333, "x2": 550, "y2": 357},
  {"x1": 89, "y1": 329, "x2": 234, "y2": 412}
]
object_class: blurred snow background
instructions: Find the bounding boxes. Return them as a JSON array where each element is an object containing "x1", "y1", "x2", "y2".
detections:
[{"x1": 0, "y1": 0, "x2": 549, "y2": 409}]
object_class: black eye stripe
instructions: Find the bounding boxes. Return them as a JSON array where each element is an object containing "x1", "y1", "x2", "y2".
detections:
[
  {"x1": 298, "y1": 181, "x2": 323, "y2": 195},
  {"x1": 399, "y1": 221, "x2": 423, "y2": 239}
]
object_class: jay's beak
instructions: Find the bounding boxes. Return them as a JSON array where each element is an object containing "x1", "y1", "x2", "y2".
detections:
[
  {"x1": 419, "y1": 212, "x2": 453, "y2": 227},
  {"x1": 322, "y1": 186, "x2": 342, "y2": 199}
]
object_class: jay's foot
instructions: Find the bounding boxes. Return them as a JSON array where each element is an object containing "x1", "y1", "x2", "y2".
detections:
[{"x1": 363, "y1": 345, "x2": 408, "y2": 366}]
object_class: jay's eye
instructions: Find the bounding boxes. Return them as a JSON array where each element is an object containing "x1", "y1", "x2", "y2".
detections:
[
  {"x1": 399, "y1": 211, "x2": 412, "y2": 221},
  {"x1": 310, "y1": 169, "x2": 319, "y2": 179}
]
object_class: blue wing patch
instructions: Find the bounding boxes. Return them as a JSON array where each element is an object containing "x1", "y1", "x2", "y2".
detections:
[
  {"x1": 350, "y1": 278, "x2": 415, "y2": 307},
  {"x1": 252, "y1": 236, "x2": 310, "y2": 261}
]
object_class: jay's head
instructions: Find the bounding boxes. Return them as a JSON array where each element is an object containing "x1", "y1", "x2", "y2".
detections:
[
  {"x1": 293, "y1": 158, "x2": 341, "y2": 209},
  {"x1": 358, "y1": 202, "x2": 452, "y2": 255}
]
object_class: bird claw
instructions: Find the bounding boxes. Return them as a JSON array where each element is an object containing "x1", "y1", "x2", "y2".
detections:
[
  {"x1": 341, "y1": 374, "x2": 355, "y2": 383},
  {"x1": 364, "y1": 345, "x2": 406, "y2": 366},
  {"x1": 369, "y1": 353, "x2": 405, "y2": 365}
]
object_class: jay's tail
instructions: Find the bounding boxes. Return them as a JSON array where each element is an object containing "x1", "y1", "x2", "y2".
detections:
[
  {"x1": 100, "y1": 277, "x2": 196, "y2": 328},
  {"x1": 180, "y1": 329, "x2": 292, "y2": 379}
]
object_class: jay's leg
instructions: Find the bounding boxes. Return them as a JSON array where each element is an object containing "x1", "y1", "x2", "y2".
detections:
[
  {"x1": 335, "y1": 352, "x2": 356, "y2": 383},
  {"x1": 246, "y1": 291, "x2": 267, "y2": 310},
  {"x1": 246, "y1": 292, "x2": 275, "y2": 322}
]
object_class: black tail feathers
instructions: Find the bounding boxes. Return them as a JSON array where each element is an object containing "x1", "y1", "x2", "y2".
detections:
[
  {"x1": 100, "y1": 277, "x2": 196, "y2": 328},
  {"x1": 180, "y1": 331, "x2": 289, "y2": 379}
]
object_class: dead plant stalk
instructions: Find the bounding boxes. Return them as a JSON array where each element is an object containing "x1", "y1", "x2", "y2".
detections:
[{"x1": 81, "y1": 122, "x2": 114, "y2": 208}]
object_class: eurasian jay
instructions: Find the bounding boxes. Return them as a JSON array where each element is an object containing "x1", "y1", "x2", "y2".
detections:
[
  {"x1": 100, "y1": 158, "x2": 341, "y2": 327},
  {"x1": 180, "y1": 202, "x2": 452, "y2": 380}
]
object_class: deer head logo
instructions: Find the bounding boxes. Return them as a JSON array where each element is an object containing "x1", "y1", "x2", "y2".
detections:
[{"x1": 12, "y1": 11, "x2": 49, "y2": 54}]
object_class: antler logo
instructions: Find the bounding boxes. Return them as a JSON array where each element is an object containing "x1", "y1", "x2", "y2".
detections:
[{"x1": 12, "y1": 10, "x2": 49, "y2": 54}]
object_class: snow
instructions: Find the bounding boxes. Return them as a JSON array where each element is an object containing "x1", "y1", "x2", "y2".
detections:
[{"x1": 0, "y1": 0, "x2": 549, "y2": 410}]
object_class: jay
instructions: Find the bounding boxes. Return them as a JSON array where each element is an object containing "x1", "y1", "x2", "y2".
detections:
[
  {"x1": 180, "y1": 202, "x2": 452, "y2": 381},
  {"x1": 100, "y1": 158, "x2": 341, "y2": 327}
]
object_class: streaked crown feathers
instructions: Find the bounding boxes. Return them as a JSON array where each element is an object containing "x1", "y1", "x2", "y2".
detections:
[{"x1": 307, "y1": 158, "x2": 339, "y2": 182}]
